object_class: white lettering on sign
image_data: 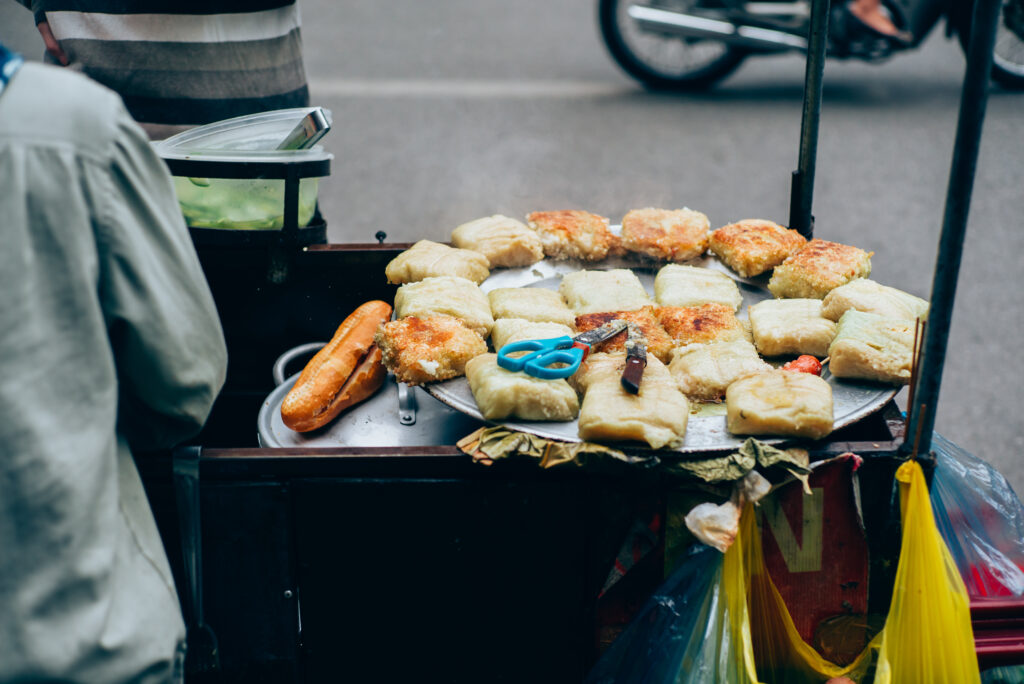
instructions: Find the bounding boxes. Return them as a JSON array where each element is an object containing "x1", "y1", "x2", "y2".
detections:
[{"x1": 760, "y1": 488, "x2": 824, "y2": 573}]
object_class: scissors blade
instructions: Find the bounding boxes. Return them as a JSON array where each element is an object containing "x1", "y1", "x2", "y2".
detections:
[
  {"x1": 620, "y1": 323, "x2": 647, "y2": 395},
  {"x1": 573, "y1": 319, "x2": 628, "y2": 348}
]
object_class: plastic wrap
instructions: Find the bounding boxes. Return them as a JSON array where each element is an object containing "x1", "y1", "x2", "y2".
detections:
[
  {"x1": 929, "y1": 433, "x2": 1024, "y2": 598},
  {"x1": 587, "y1": 461, "x2": 982, "y2": 683}
]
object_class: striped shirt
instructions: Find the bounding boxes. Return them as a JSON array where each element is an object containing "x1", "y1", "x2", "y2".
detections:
[{"x1": 17, "y1": 1, "x2": 309, "y2": 138}]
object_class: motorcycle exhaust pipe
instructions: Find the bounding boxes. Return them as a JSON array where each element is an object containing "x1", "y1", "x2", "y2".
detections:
[{"x1": 628, "y1": 4, "x2": 808, "y2": 51}]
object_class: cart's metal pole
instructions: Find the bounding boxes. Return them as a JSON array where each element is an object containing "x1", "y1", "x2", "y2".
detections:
[
  {"x1": 902, "y1": 0, "x2": 1001, "y2": 463},
  {"x1": 788, "y1": 0, "x2": 830, "y2": 238}
]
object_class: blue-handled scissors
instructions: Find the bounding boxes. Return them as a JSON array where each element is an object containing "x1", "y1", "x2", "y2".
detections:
[{"x1": 496, "y1": 320, "x2": 628, "y2": 379}]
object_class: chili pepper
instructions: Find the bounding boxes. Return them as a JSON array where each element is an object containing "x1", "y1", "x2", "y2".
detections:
[{"x1": 781, "y1": 355, "x2": 822, "y2": 375}]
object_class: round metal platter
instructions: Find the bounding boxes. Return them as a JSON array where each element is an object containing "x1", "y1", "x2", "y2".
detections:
[{"x1": 423, "y1": 253, "x2": 899, "y2": 455}]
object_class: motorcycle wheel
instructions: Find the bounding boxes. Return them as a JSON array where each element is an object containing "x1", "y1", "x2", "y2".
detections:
[
  {"x1": 958, "y1": 0, "x2": 1024, "y2": 88},
  {"x1": 598, "y1": 0, "x2": 747, "y2": 90}
]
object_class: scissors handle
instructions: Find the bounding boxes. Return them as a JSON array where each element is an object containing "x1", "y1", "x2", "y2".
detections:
[{"x1": 496, "y1": 336, "x2": 586, "y2": 379}]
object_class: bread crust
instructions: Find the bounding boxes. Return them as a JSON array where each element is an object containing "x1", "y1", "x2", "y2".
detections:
[
  {"x1": 620, "y1": 207, "x2": 710, "y2": 262},
  {"x1": 375, "y1": 315, "x2": 487, "y2": 385},
  {"x1": 526, "y1": 210, "x2": 614, "y2": 261},
  {"x1": 280, "y1": 300, "x2": 393, "y2": 432},
  {"x1": 709, "y1": 219, "x2": 806, "y2": 278},
  {"x1": 767, "y1": 239, "x2": 873, "y2": 299}
]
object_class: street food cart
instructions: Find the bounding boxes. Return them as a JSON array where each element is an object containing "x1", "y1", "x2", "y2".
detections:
[{"x1": 140, "y1": 0, "x2": 1024, "y2": 680}]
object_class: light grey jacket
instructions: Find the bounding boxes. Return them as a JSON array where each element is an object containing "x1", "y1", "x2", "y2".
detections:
[{"x1": 0, "y1": 61, "x2": 227, "y2": 682}]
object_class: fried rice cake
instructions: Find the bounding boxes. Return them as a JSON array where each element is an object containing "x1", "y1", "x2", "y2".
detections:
[
  {"x1": 394, "y1": 276, "x2": 495, "y2": 338},
  {"x1": 668, "y1": 339, "x2": 772, "y2": 401},
  {"x1": 748, "y1": 298, "x2": 837, "y2": 358},
  {"x1": 653, "y1": 264, "x2": 743, "y2": 311},
  {"x1": 708, "y1": 219, "x2": 806, "y2": 278},
  {"x1": 827, "y1": 309, "x2": 916, "y2": 385},
  {"x1": 559, "y1": 269, "x2": 652, "y2": 315},
  {"x1": 656, "y1": 303, "x2": 748, "y2": 346},
  {"x1": 465, "y1": 353, "x2": 579, "y2": 422},
  {"x1": 574, "y1": 307, "x2": 674, "y2": 364},
  {"x1": 767, "y1": 239, "x2": 874, "y2": 299},
  {"x1": 490, "y1": 319, "x2": 574, "y2": 353},
  {"x1": 726, "y1": 369, "x2": 834, "y2": 440},
  {"x1": 575, "y1": 352, "x2": 690, "y2": 450},
  {"x1": 487, "y1": 287, "x2": 575, "y2": 327},
  {"x1": 820, "y1": 278, "x2": 929, "y2": 322},
  {"x1": 620, "y1": 207, "x2": 710, "y2": 262},
  {"x1": 450, "y1": 215, "x2": 544, "y2": 268},
  {"x1": 375, "y1": 315, "x2": 487, "y2": 386},
  {"x1": 526, "y1": 210, "x2": 615, "y2": 261},
  {"x1": 384, "y1": 239, "x2": 491, "y2": 285}
]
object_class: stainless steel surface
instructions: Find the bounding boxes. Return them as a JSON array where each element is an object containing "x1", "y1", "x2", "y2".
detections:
[
  {"x1": 426, "y1": 255, "x2": 899, "y2": 455},
  {"x1": 397, "y1": 382, "x2": 418, "y2": 425},
  {"x1": 276, "y1": 107, "x2": 332, "y2": 150},
  {"x1": 258, "y1": 374, "x2": 484, "y2": 448}
]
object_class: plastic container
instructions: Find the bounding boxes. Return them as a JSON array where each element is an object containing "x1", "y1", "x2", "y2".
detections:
[{"x1": 154, "y1": 108, "x2": 332, "y2": 231}]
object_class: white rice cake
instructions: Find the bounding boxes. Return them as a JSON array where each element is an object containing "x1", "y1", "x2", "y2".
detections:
[
  {"x1": 827, "y1": 310, "x2": 916, "y2": 385},
  {"x1": 748, "y1": 298, "x2": 837, "y2": 357},
  {"x1": 820, "y1": 278, "x2": 930, "y2": 322},
  {"x1": 487, "y1": 287, "x2": 575, "y2": 327},
  {"x1": 619, "y1": 207, "x2": 710, "y2": 262},
  {"x1": 654, "y1": 264, "x2": 743, "y2": 311},
  {"x1": 450, "y1": 215, "x2": 544, "y2": 268},
  {"x1": 394, "y1": 276, "x2": 495, "y2": 338},
  {"x1": 559, "y1": 269, "x2": 652, "y2": 315},
  {"x1": 385, "y1": 239, "x2": 491, "y2": 285},
  {"x1": 726, "y1": 369, "x2": 834, "y2": 440},
  {"x1": 490, "y1": 319, "x2": 574, "y2": 353},
  {"x1": 526, "y1": 210, "x2": 615, "y2": 261},
  {"x1": 668, "y1": 339, "x2": 772, "y2": 401},
  {"x1": 576, "y1": 352, "x2": 689, "y2": 450},
  {"x1": 465, "y1": 353, "x2": 579, "y2": 422}
]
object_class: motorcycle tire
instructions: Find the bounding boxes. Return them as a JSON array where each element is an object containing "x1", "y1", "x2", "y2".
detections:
[
  {"x1": 598, "y1": 0, "x2": 748, "y2": 90},
  {"x1": 956, "y1": 0, "x2": 1024, "y2": 88}
]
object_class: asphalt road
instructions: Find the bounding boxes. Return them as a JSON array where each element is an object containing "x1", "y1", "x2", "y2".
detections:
[{"x1": 3, "y1": 1, "x2": 1023, "y2": 494}]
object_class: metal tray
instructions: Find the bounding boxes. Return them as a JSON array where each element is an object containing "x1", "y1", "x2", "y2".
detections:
[{"x1": 423, "y1": 254, "x2": 899, "y2": 455}]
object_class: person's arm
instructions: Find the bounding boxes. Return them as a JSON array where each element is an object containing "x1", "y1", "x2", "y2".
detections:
[
  {"x1": 14, "y1": 1, "x2": 62, "y2": 62},
  {"x1": 93, "y1": 104, "x2": 228, "y2": 451}
]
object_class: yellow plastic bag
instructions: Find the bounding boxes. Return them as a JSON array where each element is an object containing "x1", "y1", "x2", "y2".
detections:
[
  {"x1": 727, "y1": 460, "x2": 980, "y2": 683},
  {"x1": 589, "y1": 460, "x2": 981, "y2": 683}
]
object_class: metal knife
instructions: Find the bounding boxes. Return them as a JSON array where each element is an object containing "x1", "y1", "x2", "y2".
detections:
[{"x1": 620, "y1": 322, "x2": 647, "y2": 395}]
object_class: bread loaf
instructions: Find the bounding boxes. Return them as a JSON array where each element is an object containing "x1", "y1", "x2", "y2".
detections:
[{"x1": 281, "y1": 300, "x2": 392, "y2": 432}]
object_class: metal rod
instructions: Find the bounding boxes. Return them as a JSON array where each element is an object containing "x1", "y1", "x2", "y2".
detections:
[
  {"x1": 902, "y1": 0, "x2": 1001, "y2": 461},
  {"x1": 788, "y1": 0, "x2": 830, "y2": 238}
]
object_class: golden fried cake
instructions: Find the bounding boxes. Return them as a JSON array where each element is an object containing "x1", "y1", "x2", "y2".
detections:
[
  {"x1": 827, "y1": 310, "x2": 916, "y2": 385},
  {"x1": 574, "y1": 307, "x2": 674, "y2": 364},
  {"x1": 465, "y1": 353, "x2": 579, "y2": 422},
  {"x1": 375, "y1": 316, "x2": 487, "y2": 386},
  {"x1": 656, "y1": 303, "x2": 748, "y2": 346},
  {"x1": 490, "y1": 319, "x2": 574, "y2": 353},
  {"x1": 668, "y1": 339, "x2": 772, "y2": 401},
  {"x1": 620, "y1": 207, "x2": 710, "y2": 262},
  {"x1": 653, "y1": 264, "x2": 743, "y2": 311},
  {"x1": 576, "y1": 352, "x2": 690, "y2": 449},
  {"x1": 559, "y1": 269, "x2": 652, "y2": 315},
  {"x1": 820, "y1": 278, "x2": 930, "y2": 322},
  {"x1": 450, "y1": 215, "x2": 544, "y2": 268},
  {"x1": 384, "y1": 239, "x2": 491, "y2": 285},
  {"x1": 748, "y1": 298, "x2": 837, "y2": 357},
  {"x1": 487, "y1": 287, "x2": 575, "y2": 327},
  {"x1": 526, "y1": 210, "x2": 615, "y2": 261},
  {"x1": 726, "y1": 369, "x2": 834, "y2": 440},
  {"x1": 767, "y1": 239, "x2": 873, "y2": 299},
  {"x1": 394, "y1": 276, "x2": 495, "y2": 338},
  {"x1": 708, "y1": 219, "x2": 806, "y2": 278}
]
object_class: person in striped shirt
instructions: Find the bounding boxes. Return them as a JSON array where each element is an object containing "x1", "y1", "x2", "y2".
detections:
[{"x1": 16, "y1": 1, "x2": 310, "y2": 139}]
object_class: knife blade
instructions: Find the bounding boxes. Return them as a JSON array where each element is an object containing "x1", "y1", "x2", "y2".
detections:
[
  {"x1": 573, "y1": 319, "x2": 628, "y2": 349},
  {"x1": 620, "y1": 322, "x2": 647, "y2": 395}
]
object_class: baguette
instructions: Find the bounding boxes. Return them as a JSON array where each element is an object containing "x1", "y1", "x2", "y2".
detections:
[{"x1": 281, "y1": 300, "x2": 392, "y2": 432}]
